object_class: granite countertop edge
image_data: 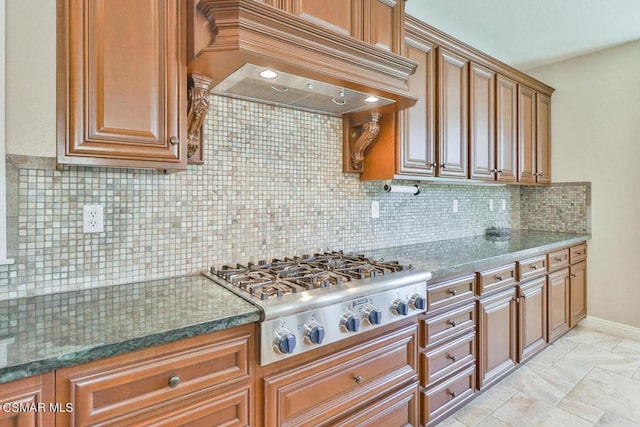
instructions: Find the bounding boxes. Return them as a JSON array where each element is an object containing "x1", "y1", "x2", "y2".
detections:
[
  {"x1": 0, "y1": 309, "x2": 260, "y2": 385},
  {"x1": 429, "y1": 234, "x2": 590, "y2": 281}
]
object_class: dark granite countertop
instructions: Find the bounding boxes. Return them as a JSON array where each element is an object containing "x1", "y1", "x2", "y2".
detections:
[
  {"x1": 364, "y1": 230, "x2": 590, "y2": 281},
  {"x1": 0, "y1": 275, "x2": 260, "y2": 384}
]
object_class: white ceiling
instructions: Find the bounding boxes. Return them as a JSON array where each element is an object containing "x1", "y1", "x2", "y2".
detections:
[{"x1": 405, "y1": 0, "x2": 640, "y2": 70}]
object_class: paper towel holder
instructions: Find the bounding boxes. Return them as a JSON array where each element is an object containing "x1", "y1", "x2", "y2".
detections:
[{"x1": 383, "y1": 184, "x2": 420, "y2": 195}]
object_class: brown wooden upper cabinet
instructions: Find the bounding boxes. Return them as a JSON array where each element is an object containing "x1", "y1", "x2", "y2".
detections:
[
  {"x1": 58, "y1": 0, "x2": 187, "y2": 170},
  {"x1": 518, "y1": 86, "x2": 551, "y2": 184},
  {"x1": 398, "y1": 33, "x2": 436, "y2": 176},
  {"x1": 282, "y1": 0, "x2": 404, "y2": 53},
  {"x1": 469, "y1": 63, "x2": 496, "y2": 181},
  {"x1": 495, "y1": 75, "x2": 518, "y2": 183},
  {"x1": 536, "y1": 94, "x2": 552, "y2": 184},
  {"x1": 437, "y1": 48, "x2": 469, "y2": 178}
]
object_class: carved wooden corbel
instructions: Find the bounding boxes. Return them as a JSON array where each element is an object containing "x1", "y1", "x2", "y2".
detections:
[
  {"x1": 343, "y1": 112, "x2": 382, "y2": 173},
  {"x1": 187, "y1": 74, "x2": 213, "y2": 164}
]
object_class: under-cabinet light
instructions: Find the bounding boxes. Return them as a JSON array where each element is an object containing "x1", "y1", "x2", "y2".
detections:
[
  {"x1": 365, "y1": 96, "x2": 380, "y2": 103},
  {"x1": 259, "y1": 69, "x2": 278, "y2": 79}
]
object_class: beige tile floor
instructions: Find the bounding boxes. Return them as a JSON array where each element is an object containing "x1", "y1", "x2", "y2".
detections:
[{"x1": 439, "y1": 326, "x2": 640, "y2": 427}]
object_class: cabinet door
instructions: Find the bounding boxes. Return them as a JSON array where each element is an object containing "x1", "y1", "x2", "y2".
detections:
[
  {"x1": 495, "y1": 75, "x2": 518, "y2": 182},
  {"x1": 536, "y1": 93, "x2": 552, "y2": 184},
  {"x1": 399, "y1": 36, "x2": 436, "y2": 176},
  {"x1": 548, "y1": 269, "x2": 571, "y2": 342},
  {"x1": 437, "y1": 49, "x2": 469, "y2": 178},
  {"x1": 363, "y1": 0, "x2": 404, "y2": 53},
  {"x1": 0, "y1": 374, "x2": 55, "y2": 427},
  {"x1": 469, "y1": 63, "x2": 496, "y2": 181},
  {"x1": 477, "y1": 287, "x2": 517, "y2": 390},
  {"x1": 292, "y1": 0, "x2": 363, "y2": 38},
  {"x1": 570, "y1": 261, "x2": 587, "y2": 327},
  {"x1": 59, "y1": 0, "x2": 187, "y2": 170},
  {"x1": 517, "y1": 85, "x2": 537, "y2": 183},
  {"x1": 518, "y1": 277, "x2": 548, "y2": 363}
]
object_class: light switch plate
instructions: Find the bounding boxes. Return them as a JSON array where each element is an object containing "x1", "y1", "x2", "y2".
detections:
[
  {"x1": 453, "y1": 199, "x2": 459, "y2": 213},
  {"x1": 371, "y1": 201, "x2": 380, "y2": 219}
]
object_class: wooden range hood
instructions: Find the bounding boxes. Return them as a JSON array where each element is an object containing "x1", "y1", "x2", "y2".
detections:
[{"x1": 186, "y1": 0, "x2": 418, "y2": 168}]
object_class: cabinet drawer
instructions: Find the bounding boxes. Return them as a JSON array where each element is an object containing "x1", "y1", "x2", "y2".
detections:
[
  {"x1": 421, "y1": 364, "x2": 475, "y2": 426},
  {"x1": 58, "y1": 329, "x2": 251, "y2": 427},
  {"x1": 477, "y1": 263, "x2": 516, "y2": 295},
  {"x1": 420, "y1": 303, "x2": 475, "y2": 349},
  {"x1": 547, "y1": 248, "x2": 570, "y2": 271},
  {"x1": 570, "y1": 243, "x2": 587, "y2": 264},
  {"x1": 264, "y1": 324, "x2": 417, "y2": 427},
  {"x1": 123, "y1": 385, "x2": 250, "y2": 427},
  {"x1": 517, "y1": 255, "x2": 547, "y2": 281},
  {"x1": 427, "y1": 274, "x2": 475, "y2": 312},
  {"x1": 330, "y1": 382, "x2": 419, "y2": 427},
  {"x1": 421, "y1": 331, "x2": 475, "y2": 387}
]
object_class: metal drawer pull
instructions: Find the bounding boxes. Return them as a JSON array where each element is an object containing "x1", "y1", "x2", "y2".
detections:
[
  {"x1": 570, "y1": 274, "x2": 577, "y2": 278},
  {"x1": 530, "y1": 265, "x2": 538, "y2": 269},
  {"x1": 575, "y1": 251, "x2": 584, "y2": 255},
  {"x1": 448, "y1": 390, "x2": 456, "y2": 398},
  {"x1": 168, "y1": 376, "x2": 181, "y2": 388},
  {"x1": 496, "y1": 275, "x2": 503, "y2": 281},
  {"x1": 448, "y1": 289, "x2": 457, "y2": 296},
  {"x1": 354, "y1": 375, "x2": 363, "y2": 384},
  {"x1": 555, "y1": 257, "x2": 563, "y2": 262},
  {"x1": 448, "y1": 320, "x2": 457, "y2": 328},
  {"x1": 447, "y1": 354, "x2": 457, "y2": 362}
]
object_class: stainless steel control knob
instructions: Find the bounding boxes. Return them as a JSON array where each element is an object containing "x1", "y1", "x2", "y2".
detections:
[
  {"x1": 340, "y1": 311, "x2": 360, "y2": 332},
  {"x1": 274, "y1": 328, "x2": 296, "y2": 354},
  {"x1": 391, "y1": 299, "x2": 409, "y2": 316},
  {"x1": 304, "y1": 321, "x2": 326, "y2": 344},
  {"x1": 409, "y1": 294, "x2": 426, "y2": 311},
  {"x1": 362, "y1": 306, "x2": 383, "y2": 325}
]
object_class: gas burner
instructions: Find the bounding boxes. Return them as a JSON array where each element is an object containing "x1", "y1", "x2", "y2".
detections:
[{"x1": 210, "y1": 252, "x2": 407, "y2": 301}]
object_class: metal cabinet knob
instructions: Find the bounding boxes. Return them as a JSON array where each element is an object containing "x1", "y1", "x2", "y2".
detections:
[
  {"x1": 448, "y1": 320, "x2": 457, "y2": 328},
  {"x1": 555, "y1": 257, "x2": 563, "y2": 262},
  {"x1": 441, "y1": 163, "x2": 447, "y2": 169},
  {"x1": 496, "y1": 275, "x2": 503, "y2": 281},
  {"x1": 448, "y1": 390, "x2": 457, "y2": 398},
  {"x1": 497, "y1": 169, "x2": 504, "y2": 173},
  {"x1": 354, "y1": 375, "x2": 363, "y2": 384},
  {"x1": 169, "y1": 136, "x2": 180, "y2": 145},
  {"x1": 430, "y1": 162, "x2": 438, "y2": 168},
  {"x1": 448, "y1": 289, "x2": 457, "y2": 296},
  {"x1": 570, "y1": 274, "x2": 577, "y2": 278},
  {"x1": 447, "y1": 354, "x2": 457, "y2": 362},
  {"x1": 168, "y1": 376, "x2": 181, "y2": 388},
  {"x1": 530, "y1": 265, "x2": 538, "y2": 270}
]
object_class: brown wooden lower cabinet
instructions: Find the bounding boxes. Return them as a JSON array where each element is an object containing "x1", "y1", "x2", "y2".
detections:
[
  {"x1": 56, "y1": 324, "x2": 254, "y2": 427},
  {"x1": 476, "y1": 286, "x2": 518, "y2": 390},
  {"x1": 421, "y1": 363, "x2": 476, "y2": 426},
  {"x1": 517, "y1": 276, "x2": 548, "y2": 363},
  {"x1": 332, "y1": 382, "x2": 420, "y2": 427},
  {"x1": 570, "y1": 260, "x2": 587, "y2": 327},
  {"x1": 548, "y1": 268, "x2": 571, "y2": 342},
  {"x1": 262, "y1": 324, "x2": 417, "y2": 427},
  {"x1": 0, "y1": 373, "x2": 55, "y2": 427}
]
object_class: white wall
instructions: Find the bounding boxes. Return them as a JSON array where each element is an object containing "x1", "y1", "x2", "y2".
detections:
[
  {"x1": 528, "y1": 40, "x2": 640, "y2": 328},
  {"x1": 6, "y1": 0, "x2": 56, "y2": 157}
]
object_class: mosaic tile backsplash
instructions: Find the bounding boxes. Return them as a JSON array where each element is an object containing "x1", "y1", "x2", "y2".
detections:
[{"x1": 1, "y1": 96, "x2": 588, "y2": 299}]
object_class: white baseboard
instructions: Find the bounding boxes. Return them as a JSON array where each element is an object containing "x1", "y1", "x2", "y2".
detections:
[{"x1": 579, "y1": 316, "x2": 640, "y2": 341}]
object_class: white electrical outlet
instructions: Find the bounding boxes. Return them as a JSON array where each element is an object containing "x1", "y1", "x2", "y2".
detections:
[
  {"x1": 489, "y1": 199, "x2": 494, "y2": 211},
  {"x1": 83, "y1": 205, "x2": 104, "y2": 233},
  {"x1": 371, "y1": 201, "x2": 380, "y2": 219},
  {"x1": 453, "y1": 199, "x2": 459, "y2": 213},
  {"x1": 501, "y1": 199, "x2": 507, "y2": 211}
]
